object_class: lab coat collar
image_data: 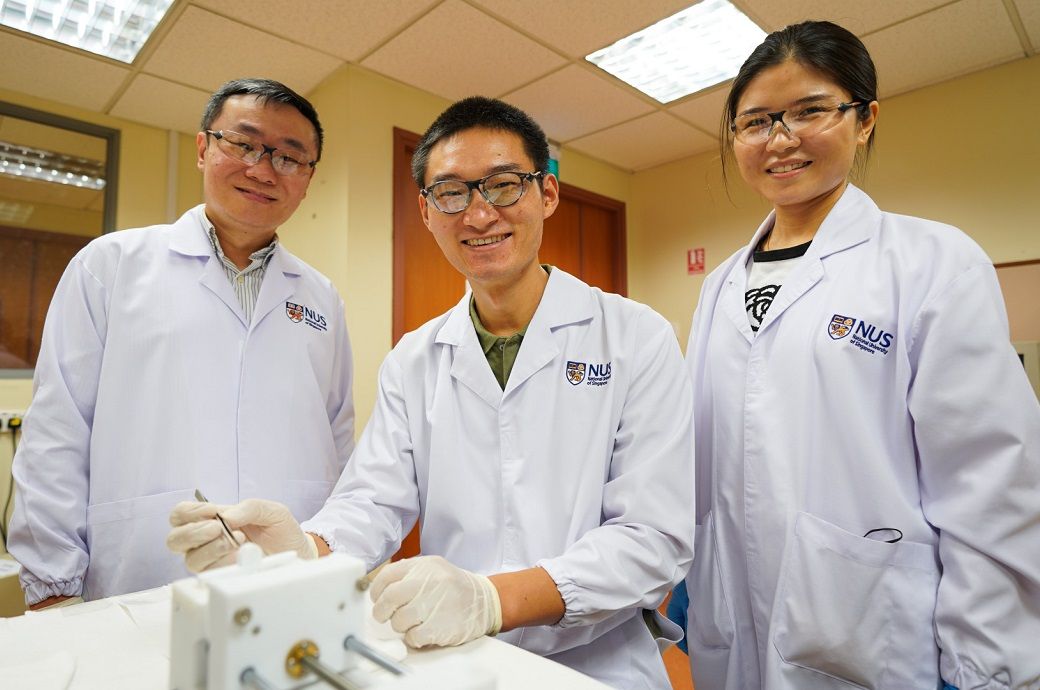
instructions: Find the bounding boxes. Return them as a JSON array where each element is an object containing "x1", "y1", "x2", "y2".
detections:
[
  {"x1": 167, "y1": 205, "x2": 215, "y2": 257},
  {"x1": 807, "y1": 183, "x2": 878, "y2": 260},
  {"x1": 722, "y1": 183, "x2": 880, "y2": 340},
  {"x1": 168, "y1": 205, "x2": 306, "y2": 274},
  {"x1": 436, "y1": 267, "x2": 596, "y2": 407},
  {"x1": 435, "y1": 267, "x2": 593, "y2": 346},
  {"x1": 732, "y1": 183, "x2": 878, "y2": 274},
  {"x1": 167, "y1": 205, "x2": 304, "y2": 328}
]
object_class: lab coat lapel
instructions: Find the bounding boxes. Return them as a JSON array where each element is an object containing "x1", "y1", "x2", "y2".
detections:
[
  {"x1": 167, "y1": 206, "x2": 247, "y2": 327},
  {"x1": 755, "y1": 184, "x2": 875, "y2": 335},
  {"x1": 721, "y1": 217, "x2": 769, "y2": 345},
  {"x1": 250, "y1": 247, "x2": 300, "y2": 330},
  {"x1": 504, "y1": 269, "x2": 590, "y2": 396},
  {"x1": 438, "y1": 293, "x2": 503, "y2": 410}
]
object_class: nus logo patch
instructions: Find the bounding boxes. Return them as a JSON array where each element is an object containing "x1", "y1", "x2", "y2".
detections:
[
  {"x1": 286, "y1": 301, "x2": 327, "y2": 332},
  {"x1": 565, "y1": 360, "x2": 612, "y2": 387},
  {"x1": 828, "y1": 313, "x2": 894, "y2": 356}
]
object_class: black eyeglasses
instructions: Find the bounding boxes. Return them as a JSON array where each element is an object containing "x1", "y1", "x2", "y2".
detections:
[
  {"x1": 205, "y1": 130, "x2": 316, "y2": 176},
  {"x1": 421, "y1": 171, "x2": 543, "y2": 214},
  {"x1": 731, "y1": 101, "x2": 865, "y2": 144}
]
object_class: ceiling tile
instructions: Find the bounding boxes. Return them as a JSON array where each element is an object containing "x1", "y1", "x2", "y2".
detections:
[
  {"x1": 863, "y1": 0, "x2": 1023, "y2": 97},
  {"x1": 0, "y1": 30, "x2": 130, "y2": 111},
  {"x1": 668, "y1": 86, "x2": 730, "y2": 137},
  {"x1": 567, "y1": 112, "x2": 716, "y2": 171},
  {"x1": 191, "y1": 0, "x2": 438, "y2": 61},
  {"x1": 737, "y1": 0, "x2": 950, "y2": 35},
  {"x1": 502, "y1": 65, "x2": 655, "y2": 142},
  {"x1": 1014, "y1": 0, "x2": 1040, "y2": 50},
  {"x1": 360, "y1": 0, "x2": 566, "y2": 102},
  {"x1": 473, "y1": 0, "x2": 693, "y2": 58},
  {"x1": 141, "y1": 6, "x2": 342, "y2": 94},
  {"x1": 109, "y1": 75, "x2": 211, "y2": 134}
]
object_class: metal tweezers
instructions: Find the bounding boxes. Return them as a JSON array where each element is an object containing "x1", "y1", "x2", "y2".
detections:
[{"x1": 194, "y1": 489, "x2": 238, "y2": 546}]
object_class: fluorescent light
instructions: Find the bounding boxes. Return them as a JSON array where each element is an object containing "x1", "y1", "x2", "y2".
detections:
[
  {"x1": 0, "y1": 140, "x2": 106, "y2": 190},
  {"x1": 586, "y1": 0, "x2": 766, "y2": 104},
  {"x1": 0, "y1": 0, "x2": 174, "y2": 63}
]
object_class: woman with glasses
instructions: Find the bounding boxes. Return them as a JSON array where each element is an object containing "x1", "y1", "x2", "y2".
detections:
[{"x1": 671, "y1": 20, "x2": 1040, "y2": 690}]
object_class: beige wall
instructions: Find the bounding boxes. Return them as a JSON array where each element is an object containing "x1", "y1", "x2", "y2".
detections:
[{"x1": 626, "y1": 54, "x2": 1040, "y2": 348}]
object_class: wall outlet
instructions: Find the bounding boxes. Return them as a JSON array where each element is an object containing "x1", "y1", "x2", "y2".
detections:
[{"x1": 0, "y1": 411, "x2": 25, "y2": 434}]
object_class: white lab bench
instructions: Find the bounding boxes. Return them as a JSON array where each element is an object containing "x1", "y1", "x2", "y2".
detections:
[{"x1": 0, "y1": 586, "x2": 610, "y2": 690}]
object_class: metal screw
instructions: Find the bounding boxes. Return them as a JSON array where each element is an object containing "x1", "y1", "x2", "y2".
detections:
[{"x1": 233, "y1": 607, "x2": 252, "y2": 626}]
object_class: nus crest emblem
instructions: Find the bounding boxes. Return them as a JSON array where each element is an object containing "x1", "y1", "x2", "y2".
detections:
[
  {"x1": 286, "y1": 302, "x2": 304, "y2": 323},
  {"x1": 828, "y1": 314, "x2": 855, "y2": 340},
  {"x1": 566, "y1": 361, "x2": 586, "y2": 385}
]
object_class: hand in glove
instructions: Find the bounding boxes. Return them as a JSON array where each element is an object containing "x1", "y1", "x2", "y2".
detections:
[
  {"x1": 370, "y1": 555, "x2": 502, "y2": 648},
  {"x1": 166, "y1": 498, "x2": 318, "y2": 573}
]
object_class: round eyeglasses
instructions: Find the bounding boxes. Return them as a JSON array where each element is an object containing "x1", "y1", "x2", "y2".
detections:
[
  {"x1": 731, "y1": 101, "x2": 865, "y2": 145},
  {"x1": 205, "y1": 129, "x2": 317, "y2": 176},
  {"x1": 421, "y1": 171, "x2": 544, "y2": 214}
]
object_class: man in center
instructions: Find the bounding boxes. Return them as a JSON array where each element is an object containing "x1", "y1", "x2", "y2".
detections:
[{"x1": 168, "y1": 97, "x2": 694, "y2": 689}]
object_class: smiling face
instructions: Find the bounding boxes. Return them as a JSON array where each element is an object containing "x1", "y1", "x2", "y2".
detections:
[
  {"x1": 197, "y1": 95, "x2": 317, "y2": 239},
  {"x1": 418, "y1": 127, "x2": 559, "y2": 292},
  {"x1": 733, "y1": 59, "x2": 877, "y2": 213}
]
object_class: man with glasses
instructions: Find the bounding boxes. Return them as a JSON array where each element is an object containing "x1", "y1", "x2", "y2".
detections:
[
  {"x1": 9, "y1": 79, "x2": 354, "y2": 609},
  {"x1": 168, "y1": 97, "x2": 693, "y2": 689}
]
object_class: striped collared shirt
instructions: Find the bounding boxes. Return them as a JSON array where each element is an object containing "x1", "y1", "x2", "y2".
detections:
[{"x1": 205, "y1": 225, "x2": 278, "y2": 322}]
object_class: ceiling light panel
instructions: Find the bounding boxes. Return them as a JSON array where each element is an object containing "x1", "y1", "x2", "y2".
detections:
[
  {"x1": 586, "y1": 0, "x2": 765, "y2": 104},
  {"x1": 0, "y1": 140, "x2": 106, "y2": 190},
  {"x1": 0, "y1": 0, "x2": 174, "y2": 63}
]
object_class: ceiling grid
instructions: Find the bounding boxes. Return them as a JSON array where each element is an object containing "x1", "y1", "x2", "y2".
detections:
[{"x1": 0, "y1": 0, "x2": 1033, "y2": 172}]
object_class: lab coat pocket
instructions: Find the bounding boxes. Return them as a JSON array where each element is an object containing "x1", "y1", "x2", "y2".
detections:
[
  {"x1": 686, "y1": 513, "x2": 736, "y2": 688},
  {"x1": 772, "y1": 511, "x2": 940, "y2": 689},
  {"x1": 84, "y1": 488, "x2": 196, "y2": 599},
  {"x1": 284, "y1": 479, "x2": 334, "y2": 522},
  {"x1": 644, "y1": 608, "x2": 684, "y2": 653}
]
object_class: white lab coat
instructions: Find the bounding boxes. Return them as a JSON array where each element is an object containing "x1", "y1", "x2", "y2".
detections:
[
  {"x1": 9, "y1": 206, "x2": 354, "y2": 604},
  {"x1": 682, "y1": 184, "x2": 1040, "y2": 690},
  {"x1": 304, "y1": 268, "x2": 695, "y2": 690}
]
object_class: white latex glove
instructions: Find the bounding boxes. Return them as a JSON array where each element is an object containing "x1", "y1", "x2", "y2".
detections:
[
  {"x1": 370, "y1": 555, "x2": 502, "y2": 648},
  {"x1": 166, "y1": 498, "x2": 319, "y2": 573}
]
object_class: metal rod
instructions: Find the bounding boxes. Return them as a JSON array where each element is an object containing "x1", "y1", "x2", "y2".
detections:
[
  {"x1": 344, "y1": 635, "x2": 408, "y2": 676},
  {"x1": 300, "y1": 654, "x2": 363, "y2": 690},
  {"x1": 240, "y1": 667, "x2": 278, "y2": 690}
]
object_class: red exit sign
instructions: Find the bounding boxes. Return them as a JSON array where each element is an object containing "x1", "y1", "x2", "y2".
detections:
[{"x1": 687, "y1": 248, "x2": 705, "y2": 275}]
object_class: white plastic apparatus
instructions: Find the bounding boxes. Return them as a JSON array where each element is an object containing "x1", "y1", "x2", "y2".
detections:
[{"x1": 169, "y1": 543, "x2": 495, "y2": 690}]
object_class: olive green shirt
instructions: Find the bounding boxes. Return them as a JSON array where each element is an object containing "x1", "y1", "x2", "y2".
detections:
[{"x1": 469, "y1": 265, "x2": 551, "y2": 389}]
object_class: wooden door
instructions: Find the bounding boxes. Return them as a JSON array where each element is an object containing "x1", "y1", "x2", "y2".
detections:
[
  {"x1": 391, "y1": 128, "x2": 627, "y2": 560},
  {"x1": 541, "y1": 184, "x2": 627, "y2": 296},
  {"x1": 0, "y1": 226, "x2": 90, "y2": 368}
]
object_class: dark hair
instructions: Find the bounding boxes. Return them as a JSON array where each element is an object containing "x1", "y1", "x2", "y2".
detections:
[
  {"x1": 201, "y1": 78, "x2": 324, "y2": 161},
  {"x1": 721, "y1": 21, "x2": 878, "y2": 177},
  {"x1": 411, "y1": 96, "x2": 550, "y2": 187}
]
